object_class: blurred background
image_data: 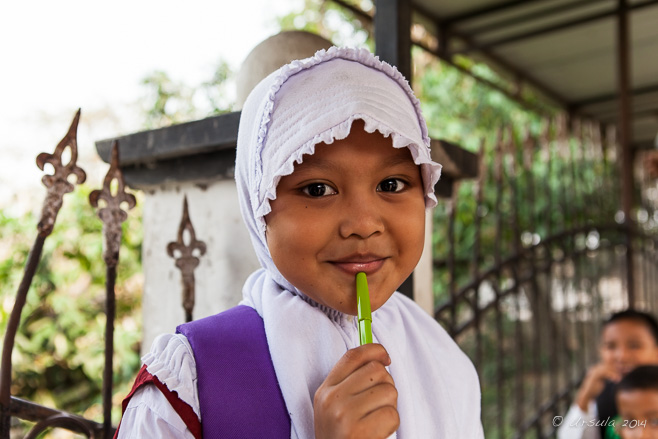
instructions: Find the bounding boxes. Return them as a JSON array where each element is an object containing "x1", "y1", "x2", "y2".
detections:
[
  {"x1": 2, "y1": 0, "x2": 657, "y2": 437},
  {"x1": 0, "y1": 0, "x2": 306, "y2": 213}
]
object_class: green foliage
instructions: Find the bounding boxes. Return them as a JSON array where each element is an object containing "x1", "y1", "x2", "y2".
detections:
[
  {"x1": 141, "y1": 59, "x2": 235, "y2": 129},
  {"x1": 414, "y1": 48, "x2": 550, "y2": 152},
  {"x1": 277, "y1": 0, "x2": 372, "y2": 48},
  {"x1": 0, "y1": 185, "x2": 143, "y2": 426}
]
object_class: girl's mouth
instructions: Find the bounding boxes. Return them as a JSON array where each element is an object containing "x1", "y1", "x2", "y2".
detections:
[{"x1": 330, "y1": 255, "x2": 387, "y2": 275}]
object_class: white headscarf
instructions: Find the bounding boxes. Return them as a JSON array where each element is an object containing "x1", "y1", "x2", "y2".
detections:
[{"x1": 236, "y1": 47, "x2": 483, "y2": 438}]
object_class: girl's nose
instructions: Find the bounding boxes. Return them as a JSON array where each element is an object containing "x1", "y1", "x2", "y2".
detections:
[{"x1": 338, "y1": 196, "x2": 385, "y2": 239}]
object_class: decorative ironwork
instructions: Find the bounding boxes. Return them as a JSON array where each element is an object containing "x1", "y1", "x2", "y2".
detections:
[
  {"x1": 23, "y1": 415, "x2": 95, "y2": 439},
  {"x1": 167, "y1": 196, "x2": 207, "y2": 322},
  {"x1": 89, "y1": 141, "x2": 136, "y2": 438},
  {"x1": 0, "y1": 110, "x2": 88, "y2": 439},
  {"x1": 8, "y1": 397, "x2": 103, "y2": 437},
  {"x1": 90, "y1": 141, "x2": 137, "y2": 268},
  {"x1": 432, "y1": 117, "x2": 658, "y2": 438},
  {"x1": 35, "y1": 108, "x2": 87, "y2": 237}
]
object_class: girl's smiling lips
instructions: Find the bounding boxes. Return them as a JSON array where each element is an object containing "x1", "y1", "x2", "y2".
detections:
[{"x1": 329, "y1": 253, "x2": 388, "y2": 275}]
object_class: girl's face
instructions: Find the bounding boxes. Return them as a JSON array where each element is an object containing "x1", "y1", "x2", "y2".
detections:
[
  {"x1": 600, "y1": 320, "x2": 658, "y2": 375},
  {"x1": 265, "y1": 121, "x2": 426, "y2": 315}
]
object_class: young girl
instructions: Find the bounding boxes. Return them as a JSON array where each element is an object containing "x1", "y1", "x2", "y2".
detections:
[{"x1": 115, "y1": 47, "x2": 483, "y2": 438}]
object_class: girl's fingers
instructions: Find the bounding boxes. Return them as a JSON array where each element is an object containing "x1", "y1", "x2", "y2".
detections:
[
  {"x1": 314, "y1": 344, "x2": 399, "y2": 439},
  {"x1": 359, "y1": 404, "x2": 400, "y2": 439},
  {"x1": 322, "y1": 344, "x2": 391, "y2": 387},
  {"x1": 314, "y1": 359, "x2": 395, "y2": 418},
  {"x1": 351, "y1": 381, "x2": 398, "y2": 415},
  {"x1": 339, "y1": 358, "x2": 396, "y2": 396},
  {"x1": 315, "y1": 381, "x2": 399, "y2": 438}
]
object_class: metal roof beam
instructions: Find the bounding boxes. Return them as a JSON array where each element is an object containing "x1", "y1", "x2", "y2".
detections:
[
  {"x1": 412, "y1": 39, "x2": 553, "y2": 115},
  {"x1": 448, "y1": 0, "x2": 658, "y2": 56},
  {"x1": 633, "y1": 139, "x2": 657, "y2": 150},
  {"x1": 569, "y1": 83, "x2": 658, "y2": 109},
  {"x1": 333, "y1": 0, "x2": 565, "y2": 109},
  {"x1": 413, "y1": 3, "x2": 569, "y2": 106},
  {"x1": 440, "y1": 0, "x2": 551, "y2": 25},
  {"x1": 587, "y1": 107, "x2": 658, "y2": 122},
  {"x1": 464, "y1": 0, "x2": 603, "y2": 36}
]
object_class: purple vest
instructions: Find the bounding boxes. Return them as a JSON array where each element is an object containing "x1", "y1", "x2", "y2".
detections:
[{"x1": 177, "y1": 305, "x2": 291, "y2": 438}]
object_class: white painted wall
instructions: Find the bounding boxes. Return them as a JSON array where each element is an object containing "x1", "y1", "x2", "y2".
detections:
[
  {"x1": 140, "y1": 179, "x2": 260, "y2": 354},
  {"x1": 414, "y1": 211, "x2": 435, "y2": 316}
]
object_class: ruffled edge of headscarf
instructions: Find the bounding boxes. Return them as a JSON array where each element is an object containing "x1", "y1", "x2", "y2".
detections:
[
  {"x1": 254, "y1": 114, "x2": 442, "y2": 233},
  {"x1": 253, "y1": 46, "x2": 432, "y2": 188}
]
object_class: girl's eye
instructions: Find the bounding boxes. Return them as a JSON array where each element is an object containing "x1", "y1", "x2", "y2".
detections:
[
  {"x1": 302, "y1": 183, "x2": 337, "y2": 197},
  {"x1": 377, "y1": 178, "x2": 406, "y2": 193}
]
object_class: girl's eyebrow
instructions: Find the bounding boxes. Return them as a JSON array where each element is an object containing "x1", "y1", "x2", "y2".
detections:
[{"x1": 293, "y1": 157, "x2": 342, "y2": 176}]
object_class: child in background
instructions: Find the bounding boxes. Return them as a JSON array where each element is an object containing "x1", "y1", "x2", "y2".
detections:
[
  {"x1": 558, "y1": 310, "x2": 658, "y2": 439},
  {"x1": 114, "y1": 47, "x2": 483, "y2": 438},
  {"x1": 615, "y1": 365, "x2": 658, "y2": 439}
]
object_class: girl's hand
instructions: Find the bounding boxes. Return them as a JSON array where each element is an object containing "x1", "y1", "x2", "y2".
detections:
[
  {"x1": 575, "y1": 363, "x2": 621, "y2": 412},
  {"x1": 314, "y1": 344, "x2": 399, "y2": 439}
]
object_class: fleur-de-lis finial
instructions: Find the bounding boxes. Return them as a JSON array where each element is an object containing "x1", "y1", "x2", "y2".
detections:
[
  {"x1": 35, "y1": 109, "x2": 87, "y2": 237},
  {"x1": 167, "y1": 196, "x2": 207, "y2": 322},
  {"x1": 89, "y1": 141, "x2": 136, "y2": 267}
]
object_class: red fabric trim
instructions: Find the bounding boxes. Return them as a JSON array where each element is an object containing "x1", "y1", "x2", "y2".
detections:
[{"x1": 114, "y1": 364, "x2": 202, "y2": 439}]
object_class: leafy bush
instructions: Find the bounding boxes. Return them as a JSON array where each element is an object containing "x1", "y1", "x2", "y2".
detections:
[{"x1": 0, "y1": 184, "x2": 143, "y2": 427}]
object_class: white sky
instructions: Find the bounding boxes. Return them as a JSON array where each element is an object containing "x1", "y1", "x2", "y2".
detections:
[{"x1": 0, "y1": 0, "x2": 301, "y2": 213}]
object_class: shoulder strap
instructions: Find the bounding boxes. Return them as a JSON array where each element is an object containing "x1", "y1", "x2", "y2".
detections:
[{"x1": 177, "y1": 305, "x2": 291, "y2": 439}]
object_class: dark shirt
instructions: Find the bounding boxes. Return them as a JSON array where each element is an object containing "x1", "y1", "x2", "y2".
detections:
[{"x1": 595, "y1": 380, "x2": 618, "y2": 439}]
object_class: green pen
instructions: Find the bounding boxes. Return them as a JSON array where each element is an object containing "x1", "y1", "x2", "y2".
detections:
[{"x1": 356, "y1": 272, "x2": 372, "y2": 345}]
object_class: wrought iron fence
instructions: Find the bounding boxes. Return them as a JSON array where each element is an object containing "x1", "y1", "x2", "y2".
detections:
[
  {"x1": 0, "y1": 111, "x2": 207, "y2": 438},
  {"x1": 432, "y1": 115, "x2": 658, "y2": 438},
  {"x1": 1, "y1": 111, "x2": 89, "y2": 437},
  {"x1": 0, "y1": 111, "x2": 136, "y2": 438}
]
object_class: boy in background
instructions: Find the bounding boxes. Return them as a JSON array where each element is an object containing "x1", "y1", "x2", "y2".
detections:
[
  {"x1": 616, "y1": 365, "x2": 658, "y2": 439},
  {"x1": 558, "y1": 310, "x2": 658, "y2": 439}
]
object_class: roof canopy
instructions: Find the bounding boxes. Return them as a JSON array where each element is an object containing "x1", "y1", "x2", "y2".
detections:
[{"x1": 401, "y1": 0, "x2": 658, "y2": 148}]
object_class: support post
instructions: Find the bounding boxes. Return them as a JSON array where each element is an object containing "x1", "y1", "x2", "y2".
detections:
[
  {"x1": 617, "y1": 0, "x2": 635, "y2": 305},
  {"x1": 374, "y1": 0, "x2": 417, "y2": 300},
  {"x1": 374, "y1": 0, "x2": 412, "y2": 80}
]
